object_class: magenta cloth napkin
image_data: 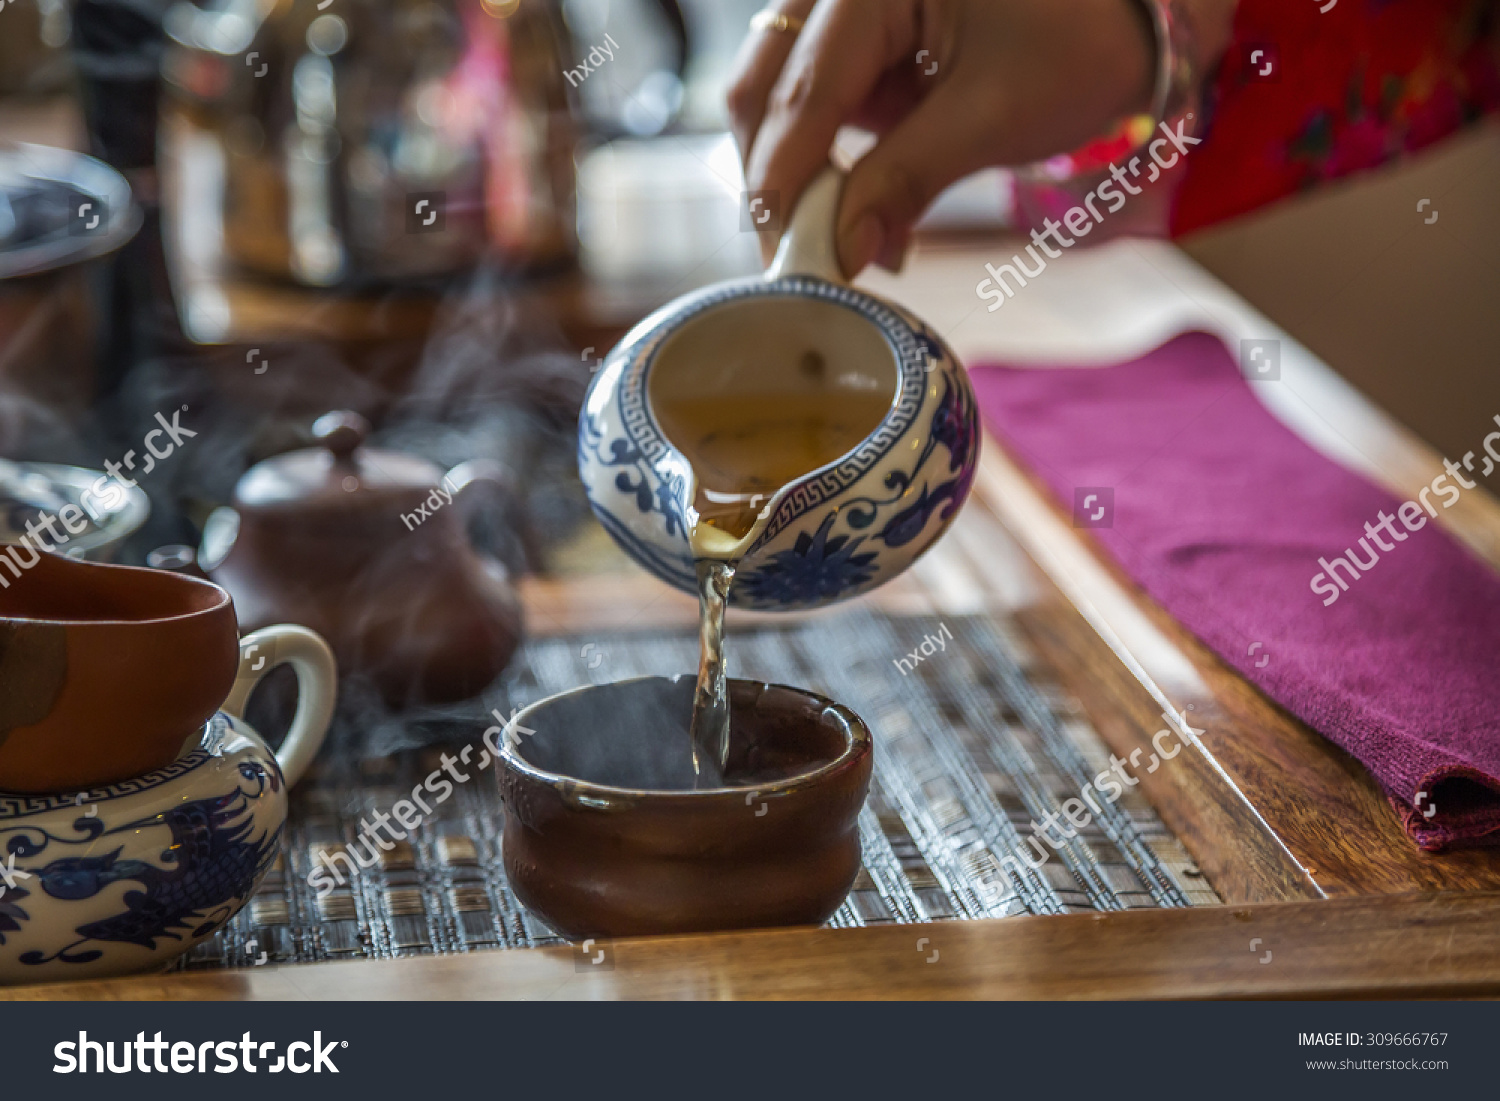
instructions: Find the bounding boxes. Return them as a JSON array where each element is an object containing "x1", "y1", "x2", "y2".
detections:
[{"x1": 972, "y1": 331, "x2": 1500, "y2": 851}]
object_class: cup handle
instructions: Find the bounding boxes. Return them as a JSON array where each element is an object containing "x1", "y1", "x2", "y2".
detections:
[
  {"x1": 766, "y1": 165, "x2": 846, "y2": 284},
  {"x1": 223, "y1": 625, "x2": 338, "y2": 787}
]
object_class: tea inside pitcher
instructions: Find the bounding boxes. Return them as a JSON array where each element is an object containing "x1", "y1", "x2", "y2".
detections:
[
  {"x1": 652, "y1": 381, "x2": 896, "y2": 546},
  {"x1": 645, "y1": 296, "x2": 899, "y2": 781}
]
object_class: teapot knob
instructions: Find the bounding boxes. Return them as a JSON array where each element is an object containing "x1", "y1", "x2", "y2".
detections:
[{"x1": 312, "y1": 411, "x2": 370, "y2": 464}]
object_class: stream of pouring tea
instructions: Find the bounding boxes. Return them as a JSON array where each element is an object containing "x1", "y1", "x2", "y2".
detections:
[
  {"x1": 691, "y1": 558, "x2": 735, "y2": 779},
  {"x1": 653, "y1": 385, "x2": 893, "y2": 783}
]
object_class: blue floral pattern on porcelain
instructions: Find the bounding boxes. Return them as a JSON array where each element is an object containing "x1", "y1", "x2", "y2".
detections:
[
  {"x1": 0, "y1": 713, "x2": 287, "y2": 983},
  {"x1": 578, "y1": 273, "x2": 980, "y2": 611}
]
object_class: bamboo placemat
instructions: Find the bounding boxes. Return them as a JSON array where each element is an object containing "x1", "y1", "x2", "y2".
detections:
[{"x1": 178, "y1": 608, "x2": 1217, "y2": 971}]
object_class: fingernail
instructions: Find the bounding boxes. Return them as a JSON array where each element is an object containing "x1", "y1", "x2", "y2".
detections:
[
  {"x1": 875, "y1": 232, "x2": 910, "y2": 274},
  {"x1": 840, "y1": 214, "x2": 884, "y2": 278}
]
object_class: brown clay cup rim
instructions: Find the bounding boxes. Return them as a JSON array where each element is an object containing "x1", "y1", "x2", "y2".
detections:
[
  {"x1": 0, "y1": 554, "x2": 233, "y2": 626},
  {"x1": 499, "y1": 675, "x2": 872, "y2": 801}
]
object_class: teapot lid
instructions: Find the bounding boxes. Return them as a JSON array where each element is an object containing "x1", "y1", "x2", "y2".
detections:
[{"x1": 234, "y1": 412, "x2": 444, "y2": 519}]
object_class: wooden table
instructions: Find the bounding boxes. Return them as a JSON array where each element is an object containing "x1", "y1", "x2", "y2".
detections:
[{"x1": 9, "y1": 212, "x2": 1500, "y2": 1001}]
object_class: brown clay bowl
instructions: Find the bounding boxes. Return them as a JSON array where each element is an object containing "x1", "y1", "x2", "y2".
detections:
[
  {"x1": 498, "y1": 676, "x2": 873, "y2": 939},
  {"x1": 0, "y1": 552, "x2": 239, "y2": 792}
]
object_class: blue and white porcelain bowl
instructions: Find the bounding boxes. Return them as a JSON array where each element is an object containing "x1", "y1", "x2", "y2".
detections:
[
  {"x1": 578, "y1": 168, "x2": 979, "y2": 611},
  {"x1": 0, "y1": 625, "x2": 335, "y2": 984}
]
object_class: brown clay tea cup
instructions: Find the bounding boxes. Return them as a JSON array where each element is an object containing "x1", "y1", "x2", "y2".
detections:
[
  {"x1": 498, "y1": 675, "x2": 873, "y2": 939},
  {"x1": 0, "y1": 551, "x2": 240, "y2": 791}
]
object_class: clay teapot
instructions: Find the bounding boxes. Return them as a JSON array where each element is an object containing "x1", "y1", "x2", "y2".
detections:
[{"x1": 199, "y1": 411, "x2": 522, "y2": 704}]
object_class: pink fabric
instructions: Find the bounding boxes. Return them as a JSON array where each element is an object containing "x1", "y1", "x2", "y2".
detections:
[{"x1": 972, "y1": 331, "x2": 1500, "y2": 851}]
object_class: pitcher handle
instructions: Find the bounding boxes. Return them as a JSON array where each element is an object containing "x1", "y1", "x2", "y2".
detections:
[
  {"x1": 766, "y1": 165, "x2": 846, "y2": 284},
  {"x1": 223, "y1": 625, "x2": 338, "y2": 787}
]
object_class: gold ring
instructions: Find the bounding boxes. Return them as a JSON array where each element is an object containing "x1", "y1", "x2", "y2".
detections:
[{"x1": 750, "y1": 10, "x2": 805, "y2": 34}]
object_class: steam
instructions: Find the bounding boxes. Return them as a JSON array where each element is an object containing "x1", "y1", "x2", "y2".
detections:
[
  {"x1": 379, "y1": 263, "x2": 589, "y2": 575},
  {"x1": 6, "y1": 259, "x2": 591, "y2": 772}
]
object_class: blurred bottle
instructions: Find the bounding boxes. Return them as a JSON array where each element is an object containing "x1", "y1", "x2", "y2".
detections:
[
  {"x1": 160, "y1": 0, "x2": 689, "y2": 288},
  {"x1": 0, "y1": 0, "x2": 76, "y2": 99},
  {"x1": 70, "y1": 0, "x2": 190, "y2": 397}
]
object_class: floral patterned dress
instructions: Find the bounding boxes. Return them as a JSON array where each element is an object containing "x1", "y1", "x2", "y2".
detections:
[{"x1": 1171, "y1": 0, "x2": 1500, "y2": 235}]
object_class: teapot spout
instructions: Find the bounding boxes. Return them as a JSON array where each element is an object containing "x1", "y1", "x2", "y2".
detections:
[{"x1": 446, "y1": 458, "x2": 543, "y2": 576}]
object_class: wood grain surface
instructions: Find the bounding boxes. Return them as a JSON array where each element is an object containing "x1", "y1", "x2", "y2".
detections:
[{"x1": 9, "y1": 892, "x2": 1499, "y2": 1001}]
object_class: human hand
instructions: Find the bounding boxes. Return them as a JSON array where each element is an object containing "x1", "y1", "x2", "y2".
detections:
[{"x1": 727, "y1": 0, "x2": 1161, "y2": 276}]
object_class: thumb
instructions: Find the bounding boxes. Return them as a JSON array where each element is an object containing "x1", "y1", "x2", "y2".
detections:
[{"x1": 837, "y1": 84, "x2": 997, "y2": 277}]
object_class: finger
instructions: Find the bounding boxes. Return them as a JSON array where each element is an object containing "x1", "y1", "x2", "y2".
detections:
[
  {"x1": 873, "y1": 224, "x2": 912, "y2": 273},
  {"x1": 725, "y1": 0, "x2": 820, "y2": 170},
  {"x1": 747, "y1": 0, "x2": 921, "y2": 259},
  {"x1": 848, "y1": 68, "x2": 926, "y2": 134},
  {"x1": 837, "y1": 80, "x2": 999, "y2": 277}
]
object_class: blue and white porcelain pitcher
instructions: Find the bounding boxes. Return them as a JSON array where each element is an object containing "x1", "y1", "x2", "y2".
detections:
[
  {"x1": 578, "y1": 168, "x2": 979, "y2": 610},
  {"x1": 0, "y1": 625, "x2": 335, "y2": 983}
]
